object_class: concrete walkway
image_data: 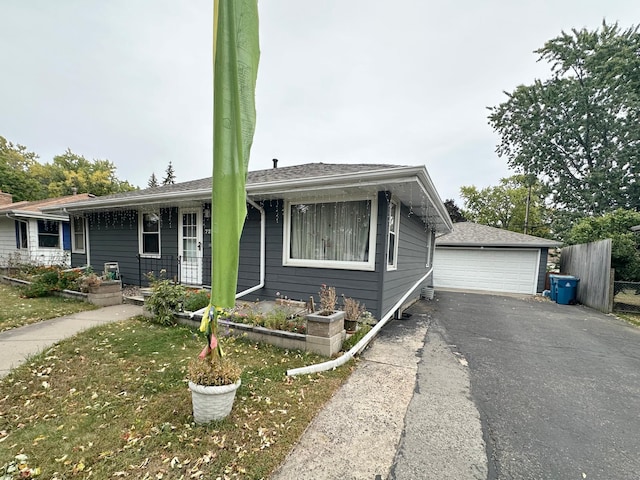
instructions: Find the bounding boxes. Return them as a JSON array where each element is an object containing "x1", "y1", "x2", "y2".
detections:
[
  {"x1": 0, "y1": 304, "x2": 143, "y2": 378},
  {"x1": 271, "y1": 300, "x2": 487, "y2": 480}
]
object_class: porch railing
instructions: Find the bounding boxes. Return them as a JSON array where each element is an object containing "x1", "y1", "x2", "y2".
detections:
[{"x1": 136, "y1": 255, "x2": 211, "y2": 287}]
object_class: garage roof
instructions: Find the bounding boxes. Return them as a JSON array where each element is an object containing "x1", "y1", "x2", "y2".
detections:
[{"x1": 435, "y1": 222, "x2": 561, "y2": 248}]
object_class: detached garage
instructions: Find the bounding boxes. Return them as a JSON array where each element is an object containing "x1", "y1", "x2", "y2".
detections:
[{"x1": 433, "y1": 222, "x2": 560, "y2": 295}]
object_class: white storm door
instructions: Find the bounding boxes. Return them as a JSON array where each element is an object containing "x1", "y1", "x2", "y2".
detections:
[{"x1": 179, "y1": 209, "x2": 203, "y2": 285}]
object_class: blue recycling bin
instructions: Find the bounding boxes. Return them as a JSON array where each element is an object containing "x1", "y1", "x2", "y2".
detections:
[
  {"x1": 549, "y1": 274, "x2": 559, "y2": 301},
  {"x1": 556, "y1": 276, "x2": 579, "y2": 305},
  {"x1": 549, "y1": 274, "x2": 573, "y2": 302}
]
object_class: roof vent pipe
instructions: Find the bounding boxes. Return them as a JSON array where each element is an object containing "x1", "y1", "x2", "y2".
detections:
[{"x1": 272, "y1": 158, "x2": 278, "y2": 169}]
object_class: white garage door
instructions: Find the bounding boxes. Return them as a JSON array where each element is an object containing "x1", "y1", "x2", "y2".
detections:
[{"x1": 433, "y1": 248, "x2": 540, "y2": 294}]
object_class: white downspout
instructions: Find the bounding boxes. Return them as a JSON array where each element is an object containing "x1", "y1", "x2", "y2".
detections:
[
  {"x1": 286, "y1": 268, "x2": 433, "y2": 377},
  {"x1": 235, "y1": 198, "x2": 265, "y2": 299},
  {"x1": 191, "y1": 198, "x2": 265, "y2": 318}
]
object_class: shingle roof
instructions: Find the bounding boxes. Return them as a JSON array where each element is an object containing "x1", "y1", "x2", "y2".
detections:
[
  {"x1": 75, "y1": 162, "x2": 404, "y2": 202},
  {"x1": 435, "y1": 222, "x2": 560, "y2": 248},
  {"x1": 38, "y1": 162, "x2": 454, "y2": 233},
  {"x1": 0, "y1": 193, "x2": 94, "y2": 214}
]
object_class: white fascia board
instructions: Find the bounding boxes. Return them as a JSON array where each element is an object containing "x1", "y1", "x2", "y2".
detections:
[
  {"x1": 54, "y1": 189, "x2": 213, "y2": 212},
  {"x1": 53, "y1": 165, "x2": 450, "y2": 221},
  {"x1": 415, "y1": 169, "x2": 453, "y2": 233},
  {"x1": 436, "y1": 242, "x2": 560, "y2": 248},
  {"x1": 5, "y1": 210, "x2": 69, "y2": 221}
]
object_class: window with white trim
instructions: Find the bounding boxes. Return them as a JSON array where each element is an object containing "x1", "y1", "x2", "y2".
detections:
[
  {"x1": 387, "y1": 200, "x2": 399, "y2": 270},
  {"x1": 284, "y1": 197, "x2": 377, "y2": 271},
  {"x1": 426, "y1": 229, "x2": 433, "y2": 267},
  {"x1": 139, "y1": 211, "x2": 161, "y2": 256},
  {"x1": 15, "y1": 221, "x2": 28, "y2": 249},
  {"x1": 71, "y1": 216, "x2": 86, "y2": 253},
  {"x1": 37, "y1": 220, "x2": 60, "y2": 248}
]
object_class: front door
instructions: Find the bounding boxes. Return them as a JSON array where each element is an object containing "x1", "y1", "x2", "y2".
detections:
[{"x1": 179, "y1": 208, "x2": 203, "y2": 285}]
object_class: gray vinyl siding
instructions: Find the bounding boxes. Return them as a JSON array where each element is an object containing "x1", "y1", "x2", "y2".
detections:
[
  {"x1": 71, "y1": 252, "x2": 87, "y2": 267},
  {"x1": 244, "y1": 199, "x2": 384, "y2": 318},
  {"x1": 83, "y1": 208, "x2": 178, "y2": 286},
  {"x1": 380, "y1": 202, "x2": 432, "y2": 317},
  {"x1": 536, "y1": 247, "x2": 548, "y2": 293},
  {"x1": 237, "y1": 204, "x2": 261, "y2": 292},
  {"x1": 200, "y1": 202, "x2": 260, "y2": 292}
]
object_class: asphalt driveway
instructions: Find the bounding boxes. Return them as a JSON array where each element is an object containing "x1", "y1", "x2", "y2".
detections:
[{"x1": 430, "y1": 290, "x2": 640, "y2": 480}]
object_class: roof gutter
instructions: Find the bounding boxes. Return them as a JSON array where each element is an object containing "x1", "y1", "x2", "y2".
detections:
[
  {"x1": 51, "y1": 165, "x2": 449, "y2": 214},
  {"x1": 415, "y1": 169, "x2": 453, "y2": 232},
  {"x1": 286, "y1": 267, "x2": 433, "y2": 376},
  {"x1": 3, "y1": 210, "x2": 68, "y2": 221}
]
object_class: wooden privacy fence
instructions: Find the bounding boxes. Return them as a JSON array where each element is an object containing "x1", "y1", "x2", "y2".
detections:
[{"x1": 560, "y1": 239, "x2": 613, "y2": 313}]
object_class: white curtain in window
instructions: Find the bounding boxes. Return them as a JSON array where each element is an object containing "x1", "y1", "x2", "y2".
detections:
[{"x1": 290, "y1": 200, "x2": 371, "y2": 262}]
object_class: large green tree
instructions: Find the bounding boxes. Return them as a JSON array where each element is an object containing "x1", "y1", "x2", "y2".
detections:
[
  {"x1": 488, "y1": 22, "x2": 640, "y2": 215},
  {"x1": 0, "y1": 136, "x2": 46, "y2": 201},
  {"x1": 460, "y1": 175, "x2": 550, "y2": 237},
  {"x1": 0, "y1": 137, "x2": 137, "y2": 200},
  {"x1": 36, "y1": 149, "x2": 137, "y2": 197},
  {"x1": 566, "y1": 209, "x2": 640, "y2": 281}
]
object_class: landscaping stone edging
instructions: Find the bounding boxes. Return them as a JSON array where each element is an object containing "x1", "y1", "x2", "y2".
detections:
[
  {"x1": 1, "y1": 275, "x2": 122, "y2": 306},
  {"x1": 174, "y1": 312, "x2": 307, "y2": 352}
]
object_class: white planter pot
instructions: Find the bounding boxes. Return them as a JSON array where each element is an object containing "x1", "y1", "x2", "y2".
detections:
[{"x1": 188, "y1": 379, "x2": 241, "y2": 424}]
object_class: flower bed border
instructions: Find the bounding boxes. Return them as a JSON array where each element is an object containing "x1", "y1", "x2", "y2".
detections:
[
  {"x1": 174, "y1": 313, "x2": 308, "y2": 352},
  {"x1": 0, "y1": 275, "x2": 122, "y2": 306}
]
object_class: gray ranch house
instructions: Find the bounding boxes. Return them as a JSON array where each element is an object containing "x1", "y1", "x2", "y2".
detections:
[{"x1": 44, "y1": 163, "x2": 452, "y2": 319}]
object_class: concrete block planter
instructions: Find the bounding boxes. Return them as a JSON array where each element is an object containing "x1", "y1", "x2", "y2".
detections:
[
  {"x1": 174, "y1": 312, "x2": 342, "y2": 357},
  {"x1": 305, "y1": 310, "x2": 345, "y2": 357},
  {"x1": 87, "y1": 280, "x2": 123, "y2": 306}
]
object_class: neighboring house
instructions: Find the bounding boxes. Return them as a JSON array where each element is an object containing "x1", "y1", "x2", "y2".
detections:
[
  {"x1": 0, "y1": 192, "x2": 95, "y2": 268},
  {"x1": 43, "y1": 163, "x2": 452, "y2": 319},
  {"x1": 433, "y1": 222, "x2": 561, "y2": 295}
]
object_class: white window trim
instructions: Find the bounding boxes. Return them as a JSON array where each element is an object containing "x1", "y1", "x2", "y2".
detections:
[
  {"x1": 138, "y1": 210, "x2": 162, "y2": 258},
  {"x1": 282, "y1": 195, "x2": 378, "y2": 271},
  {"x1": 37, "y1": 220, "x2": 60, "y2": 249},
  {"x1": 71, "y1": 216, "x2": 86, "y2": 254},
  {"x1": 16, "y1": 221, "x2": 28, "y2": 250},
  {"x1": 387, "y1": 199, "x2": 400, "y2": 271}
]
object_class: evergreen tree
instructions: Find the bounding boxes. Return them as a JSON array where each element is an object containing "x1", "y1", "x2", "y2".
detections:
[
  {"x1": 162, "y1": 161, "x2": 176, "y2": 185},
  {"x1": 444, "y1": 199, "x2": 466, "y2": 223},
  {"x1": 148, "y1": 172, "x2": 159, "y2": 188}
]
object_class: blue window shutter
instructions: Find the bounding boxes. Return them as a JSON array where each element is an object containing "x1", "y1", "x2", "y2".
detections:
[
  {"x1": 62, "y1": 222, "x2": 71, "y2": 250},
  {"x1": 15, "y1": 221, "x2": 20, "y2": 248}
]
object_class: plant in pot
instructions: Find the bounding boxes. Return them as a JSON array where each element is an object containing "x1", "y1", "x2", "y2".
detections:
[
  {"x1": 79, "y1": 272, "x2": 103, "y2": 293},
  {"x1": 319, "y1": 284, "x2": 338, "y2": 315},
  {"x1": 342, "y1": 295, "x2": 365, "y2": 334},
  {"x1": 188, "y1": 306, "x2": 242, "y2": 424}
]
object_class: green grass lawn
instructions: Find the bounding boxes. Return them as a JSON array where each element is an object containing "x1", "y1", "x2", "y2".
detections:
[
  {"x1": 0, "y1": 283, "x2": 97, "y2": 333},
  {"x1": 0, "y1": 318, "x2": 353, "y2": 479}
]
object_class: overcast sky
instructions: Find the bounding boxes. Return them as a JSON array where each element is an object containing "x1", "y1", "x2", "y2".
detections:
[{"x1": 2, "y1": 1, "x2": 639, "y2": 204}]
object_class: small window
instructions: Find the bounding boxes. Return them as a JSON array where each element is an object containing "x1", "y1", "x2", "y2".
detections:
[
  {"x1": 139, "y1": 211, "x2": 161, "y2": 256},
  {"x1": 71, "y1": 216, "x2": 86, "y2": 253},
  {"x1": 284, "y1": 197, "x2": 377, "y2": 271},
  {"x1": 15, "y1": 221, "x2": 28, "y2": 249},
  {"x1": 37, "y1": 220, "x2": 60, "y2": 248},
  {"x1": 387, "y1": 201, "x2": 399, "y2": 270}
]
